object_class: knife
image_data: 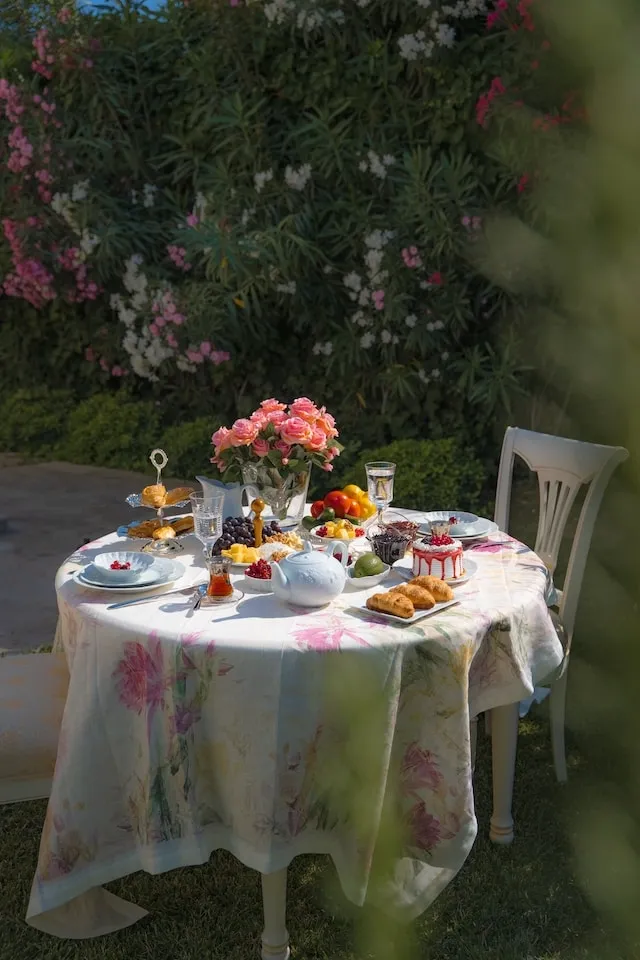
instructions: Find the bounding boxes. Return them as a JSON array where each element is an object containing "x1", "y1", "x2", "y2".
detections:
[{"x1": 107, "y1": 583, "x2": 206, "y2": 610}]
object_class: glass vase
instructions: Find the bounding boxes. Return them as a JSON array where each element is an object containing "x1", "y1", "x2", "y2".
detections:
[{"x1": 241, "y1": 463, "x2": 311, "y2": 529}]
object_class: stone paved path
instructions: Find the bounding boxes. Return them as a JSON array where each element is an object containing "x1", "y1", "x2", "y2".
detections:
[{"x1": 0, "y1": 455, "x2": 186, "y2": 653}]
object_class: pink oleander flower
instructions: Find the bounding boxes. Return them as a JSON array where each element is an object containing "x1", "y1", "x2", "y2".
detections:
[
  {"x1": 84, "y1": 346, "x2": 95, "y2": 362},
  {"x1": 186, "y1": 213, "x2": 199, "y2": 227},
  {"x1": 278, "y1": 416, "x2": 313, "y2": 446},
  {"x1": 149, "y1": 323, "x2": 159, "y2": 337},
  {"x1": 305, "y1": 426, "x2": 328, "y2": 452},
  {"x1": 200, "y1": 340, "x2": 211, "y2": 356},
  {"x1": 231, "y1": 418, "x2": 259, "y2": 446},
  {"x1": 252, "y1": 437, "x2": 270, "y2": 457},
  {"x1": 289, "y1": 397, "x2": 320, "y2": 423},
  {"x1": 186, "y1": 349, "x2": 204, "y2": 364},
  {"x1": 427, "y1": 271, "x2": 443, "y2": 286},
  {"x1": 166, "y1": 332, "x2": 178, "y2": 348},
  {"x1": 212, "y1": 426, "x2": 234, "y2": 452},
  {"x1": 57, "y1": 6, "x2": 72, "y2": 22},
  {"x1": 401, "y1": 246, "x2": 422, "y2": 269},
  {"x1": 111, "y1": 365, "x2": 124, "y2": 377},
  {"x1": 517, "y1": 173, "x2": 530, "y2": 194},
  {"x1": 486, "y1": 0, "x2": 508, "y2": 29},
  {"x1": 210, "y1": 350, "x2": 230, "y2": 365},
  {"x1": 372, "y1": 289, "x2": 385, "y2": 311}
]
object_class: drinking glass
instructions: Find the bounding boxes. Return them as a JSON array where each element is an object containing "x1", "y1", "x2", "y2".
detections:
[
  {"x1": 189, "y1": 492, "x2": 224, "y2": 559},
  {"x1": 365, "y1": 461, "x2": 396, "y2": 527},
  {"x1": 205, "y1": 556, "x2": 234, "y2": 600}
]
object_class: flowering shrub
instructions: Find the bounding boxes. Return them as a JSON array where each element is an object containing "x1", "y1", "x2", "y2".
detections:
[
  {"x1": 0, "y1": 0, "x2": 561, "y2": 454},
  {"x1": 211, "y1": 398, "x2": 342, "y2": 482}
]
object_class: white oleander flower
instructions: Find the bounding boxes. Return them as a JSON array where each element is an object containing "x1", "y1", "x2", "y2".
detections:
[
  {"x1": 343, "y1": 271, "x2": 362, "y2": 292},
  {"x1": 254, "y1": 169, "x2": 274, "y2": 193},
  {"x1": 357, "y1": 287, "x2": 371, "y2": 306},
  {"x1": 130, "y1": 190, "x2": 138, "y2": 205},
  {"x1": 79, "y1": 228, "x2": 99, "y2": 255},
  {"x1": 313, "y1": 340, "x2": 333, "y2": 356},
  {"x1": 381, "y1": 329, "x2": 392, "y2": 344},
  {"x1": 276, "y1": 281, "x2": 296, "y2": 295},
  {"x1": 71, "y1": 179, "x2": 89, "y2": 202},
  {"x1": 418, "y1": 368, "x2": 429, "y2": 383},
  {"x1": 284, "y1": 163, "x2": 312, "y2": 190},
  {"x1": 241, "y1": 206, "x2": 256, "y2": 226},
  {"x1": 142, "y1": 183, "x2": 157, "y2": 208},
  {"x1": 436, "y1": 23, "x2": 456, "y2": 47},
  {"x1": 360, "y1": 332, "x2": 375, "y2": 349},
  {"x1": 405, "y1": 314, "x2": 417, "y2": 327}
]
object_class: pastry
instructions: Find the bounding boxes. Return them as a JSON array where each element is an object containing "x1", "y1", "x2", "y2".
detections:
[
  {"x1": 164, "y1": 486, "x2": 194, "y2": 506},
  {"x1": 171, "y1": 516, "x2": 194, "y2": 534},
  {"x1": 127, "y1": 519, "x2": 161, "y2": 539},
  {"x1": 152, "y1": 524, "x2": 176, "y2": 540},
  {"x1": 141, "y1": 483, "x2": 167, "y2": 508},
  {"x1": 389, "y1": 583, "x2": 436, "y2": 610},
  {"x1": 412, "y1": 523, "x2": 464, "y2": 580},
  {"x1": 409, "y1": 575, "x2": 454, "y2": 602},
  {"x1": 366, "y1": 592, "x2": 415, "y2": 619}
]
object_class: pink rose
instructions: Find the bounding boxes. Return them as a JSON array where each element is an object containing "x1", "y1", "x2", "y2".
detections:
[
  {"x1": 322, "y1": 462, "x2": 334, "y2": 472},
  {"x1": 212, "y1": 426, "x2": 233, "y2": 453},
  {"x1": 317, "y1": 412, "x2": 338, "y2": 439},
  {"x1": 328, "y1": 446, "x2": 340, "y2": 458},
  {"x1": 250, "y1": 410, "x2": 269, "y2": 427},
  {"x1": 266, "y1": 409, "x2": 287, "y2": 425},
  {"x1": 230, "y1": 418, "x2": 259, "y2": 446},
  {"x1": 306, "y1": 427, "x2": 328, "y2": 452},
  {"x1": 252, "y1": 437, "x2": 270, "y2": 457},
  {"x1": 289, "y1": 397, "x2": 320, "y2": 423},
  {"x1": 260, "y1": 398, "x2": 287, "y2": 414},
  {"x1": 278, "y1": 417, "x2": 313, "y2": 446},
  {"x1": 275, "y1": 440, "x2": 292, "y2": 457}
]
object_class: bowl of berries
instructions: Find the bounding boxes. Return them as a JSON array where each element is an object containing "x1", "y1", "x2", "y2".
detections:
[
  {"x1": 94, "y1": 551, "x2": 155, "y2": 583},
  {"x1": 244, "y1": 558, "x2": 274, "y2": 593}
]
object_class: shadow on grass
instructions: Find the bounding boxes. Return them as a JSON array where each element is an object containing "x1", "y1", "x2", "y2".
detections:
[{"x1": 0, "y1": 716, "x2": 628, "y2": 960}]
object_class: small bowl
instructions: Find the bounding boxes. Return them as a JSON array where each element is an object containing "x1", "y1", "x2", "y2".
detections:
[
  {"x1": 345, "y1": 562, "x2": 390, "y2": 590},
  {"x1": 94, "y1": 551, "x2": 155, "y2": 583},
  {"x1": 243, "y1": 573, "x2": 273, "y2": 593},
  {"x1": 370, "y1": 533, "x2": 410, "y2": 566}
]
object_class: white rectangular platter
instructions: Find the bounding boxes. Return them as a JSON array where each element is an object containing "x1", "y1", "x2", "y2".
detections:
[{"x1": 354, "y1": 597, "x2": 459, "y2": 626}]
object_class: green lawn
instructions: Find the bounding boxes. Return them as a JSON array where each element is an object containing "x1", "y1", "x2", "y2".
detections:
[{"x1": 0, "y1": 717, "x2": 625, "y2": 960}]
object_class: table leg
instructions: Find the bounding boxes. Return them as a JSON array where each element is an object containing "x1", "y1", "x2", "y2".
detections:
[
  {"x1": 489, "y1": 703, "x2": 519, "y2": 845},
  {"x1": 261, "y1": 868, "x2": 290, "y2": 960}
]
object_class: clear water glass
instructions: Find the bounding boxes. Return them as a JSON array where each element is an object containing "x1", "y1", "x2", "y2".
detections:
[
  {"x1": 365, "y1": 461, "x2": 396, "y2": 526},
  {"x1": 189, "y1": 492, "x2": 224, "y2": 558}
]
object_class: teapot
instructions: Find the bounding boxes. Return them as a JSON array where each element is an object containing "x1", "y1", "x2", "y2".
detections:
[{"x1": 270, "y1": 541, "x2": 348, "y2": 608}]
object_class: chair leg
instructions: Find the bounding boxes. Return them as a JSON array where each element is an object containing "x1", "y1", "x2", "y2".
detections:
[
  {"x1": 550, "y1": 667, "x2": 569, "y2": 783},
  {"x1": 261, "y1": 868, "x2": 290, "y2": 960},
  {"x1": 489, "y1": 703, "x2": 519, "y2": 845},
  {"x1": 470, "y1": 716, "x2": 478, "y2": 773}
]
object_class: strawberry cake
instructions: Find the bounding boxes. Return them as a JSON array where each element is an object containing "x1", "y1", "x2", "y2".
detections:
[{"x1": 412, "y1": 524, "x2": 464, "y2": 581}]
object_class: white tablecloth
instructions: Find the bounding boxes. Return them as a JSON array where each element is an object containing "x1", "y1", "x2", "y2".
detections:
[{"x1": 27, "y1": 515, "x2": 563, "y2": 938}]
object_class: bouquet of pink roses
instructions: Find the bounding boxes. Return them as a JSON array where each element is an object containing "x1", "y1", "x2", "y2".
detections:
[{"x1": 210, "y1": 397, "x2": 342, "y2": 484}]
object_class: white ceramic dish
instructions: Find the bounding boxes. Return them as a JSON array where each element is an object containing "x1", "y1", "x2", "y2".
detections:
[
  {"x1": 243, "y1": 575, "x2": 274, "y2": 593},
  {"x1": 394, "y1": 555, "x2": 478, "y2": 586},
  {"x1": 344, "y1": 562, "x2": 391, "y2": 590},
  {"x1": 93, "y1": 551, "x2": 156, "y2": 583},
  {"x1": 417, "y1": 516, "x2": 497, "y2": 540},
  {"x1": 356, "y1": 597, "x2": 459, "y2": 626},
  {"x1": 74, "y1": 559, "x2": 184, "y2": 593}
]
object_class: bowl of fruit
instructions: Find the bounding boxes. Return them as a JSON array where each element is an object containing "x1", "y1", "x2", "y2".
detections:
[
  {"x1": 301, "y1": 485, "x2": 377, "y2": 541},
  {"x1": 344, "y1": 552, "x2": 390, "y2": 589},
  {"x1": 243, "y1": 558, "x2": 274, "y2": 593}
]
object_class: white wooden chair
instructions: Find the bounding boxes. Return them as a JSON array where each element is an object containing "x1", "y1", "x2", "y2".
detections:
[
  {"x1": 0, "y1": 652, "x2": 68, "y2": 804},
  {"x1": 486, "y1": 428, "x2": 627, "y2": 824}
]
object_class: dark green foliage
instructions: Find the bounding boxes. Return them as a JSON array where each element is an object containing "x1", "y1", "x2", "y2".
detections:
[
  {"x1": 58, "y1": 394, "x2": 162, "y2": 472},
  {"x1": 0, "y1": 389, "x2": 75, "y2": 458}
]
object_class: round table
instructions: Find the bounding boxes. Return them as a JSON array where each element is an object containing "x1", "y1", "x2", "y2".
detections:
[{"x1": 26, "y1": 514, "x2": 563, "y2": 956}]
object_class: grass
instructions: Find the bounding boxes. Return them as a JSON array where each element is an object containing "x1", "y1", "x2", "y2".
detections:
[{"x1": 0, "y1": 719, "x2": 630, "y2": 960}]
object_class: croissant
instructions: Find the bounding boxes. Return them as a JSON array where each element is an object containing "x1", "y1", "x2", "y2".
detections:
[
  {"x1": 141, "y1": 484, "x2": 167, "y2": 508},
  {"x1": 409, "y1": 575, "x2": 454, "y2": 602},
  {"x1": 164, "y1": 486, "x2": 194, "y2": 506},
  {"x1": 152, "y1": 525, "x2": 176, "y2": 540},
  {"x1": 390, "y1": 583, "x2": 436, "y2": 610},
  {"x1": 366, "y1": 592, "x2": 415, "y2": 619}
]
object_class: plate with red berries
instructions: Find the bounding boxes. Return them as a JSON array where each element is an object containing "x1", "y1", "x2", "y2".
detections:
[
  {"x1": 417, "y1": 512, "x2": 497, "y2": 541},
  {"x1": 74, "y1": 556, "x2": 185, "y2": 592},
  {"x1": 243, "y1": 558, "x2": 275, "y2": 593}
]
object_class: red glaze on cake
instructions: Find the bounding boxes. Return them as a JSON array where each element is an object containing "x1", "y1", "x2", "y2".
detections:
[{"x1": 412, "y1": 529, "x2": 464, "y2": 580}]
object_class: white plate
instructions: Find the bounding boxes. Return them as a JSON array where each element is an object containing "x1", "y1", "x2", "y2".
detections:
[
  {"x1": 74, "y1": 559, "x2": 184, "y2": 593},
  {"x1": 243, "y1": 576, "x2": 274, "y2": 593},
  {"x1": 356, "y1": 597, "x2": 459, "y2": 626},
  {"x1": 395, "y1": 556, "x2": 478, "y2": 585},
  {"x1": 81, "y1": 560, "x2": 169, "y2": 588},
  {"x1": 417, "y1": 517, "x2": 497, "y2": 540}
]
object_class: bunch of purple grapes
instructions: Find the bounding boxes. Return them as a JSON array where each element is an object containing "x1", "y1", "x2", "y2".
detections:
[{"x1": 213, "y1": 515, "x2": 282, "y2": 555}]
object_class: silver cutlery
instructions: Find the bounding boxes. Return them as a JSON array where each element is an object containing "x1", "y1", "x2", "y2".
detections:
[{"x1": 107, "y1": 583, "x2": 206, "y2": 610}]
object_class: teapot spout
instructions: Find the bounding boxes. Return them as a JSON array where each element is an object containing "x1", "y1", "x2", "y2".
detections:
[{"x1": 270, "y1": 561, "x2": 290, "y2": 598}]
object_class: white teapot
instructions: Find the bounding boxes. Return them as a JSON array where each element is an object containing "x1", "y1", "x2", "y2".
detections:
[{"x1": 270, "y1": 541, "x2": 348, "y2": 608}]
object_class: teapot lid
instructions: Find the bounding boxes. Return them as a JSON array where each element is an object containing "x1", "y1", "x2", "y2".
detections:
[{"x1": 285, "y1": 542, "x2": 325, "y2": 564}]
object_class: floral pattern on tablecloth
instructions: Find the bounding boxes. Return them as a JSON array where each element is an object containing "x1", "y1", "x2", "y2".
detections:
[{"x1": 28, "y1": 531, "x2": 563, "y2": 934}]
